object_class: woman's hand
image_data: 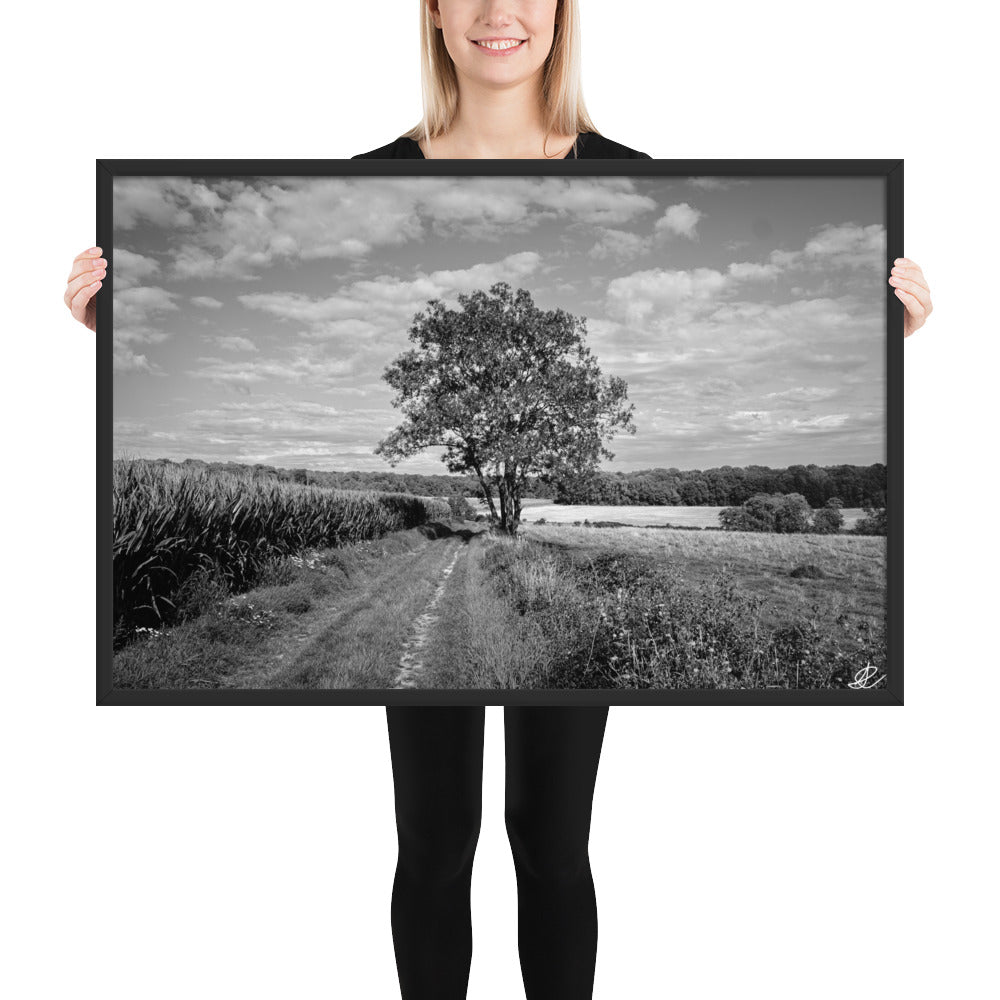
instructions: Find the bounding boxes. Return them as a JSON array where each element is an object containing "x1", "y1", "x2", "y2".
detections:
[
  {"x1": 889, "y1": 258, "x2": 933, "y2": 337},
  {"x1": 64, "y1": 246, "x2": 107, "y2": 331}
]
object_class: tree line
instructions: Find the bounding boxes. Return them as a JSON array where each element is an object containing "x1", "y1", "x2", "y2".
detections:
[
  {"x1": 158, "y1": 458, "x2": 886, "y2": 510},
  {"x1": 163, "y1": 458, "x2": 554, "y2": 500},
  {"x1": 553, "y1": 462, "x2": 886, "y2": 509}
]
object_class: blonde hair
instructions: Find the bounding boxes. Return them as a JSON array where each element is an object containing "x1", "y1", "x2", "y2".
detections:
[{"x1": 401, "y1": 0, "x2": 601, "y2": 157}]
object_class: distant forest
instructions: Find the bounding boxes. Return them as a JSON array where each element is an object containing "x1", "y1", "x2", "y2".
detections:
[
  {"x1": 552, "y1": 463, "x2": 886, "y2": 509},
  {"x1": 149, "y1": 458, "x2": 887, "y2": 510}
]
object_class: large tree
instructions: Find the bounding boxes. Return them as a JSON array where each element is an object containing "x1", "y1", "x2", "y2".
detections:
[{"x1": 375, "y1": 282, "x2": 635, "y2": 535}]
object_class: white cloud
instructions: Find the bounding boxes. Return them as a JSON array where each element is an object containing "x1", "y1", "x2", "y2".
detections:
[
  {"x1": 728, "y1": 260, "x2": 781, "y2": 281},
  {"x1": 588, "y1": 228, "x2": 649, "y2": 262},
  {"x1": 299, "y1": 319, "x2": 379, "y2": 343},
  {"x1": 605, "y1": 267, "x2": 728, "y2": 325},
  {"x1": 172, "y1": 244, "x2": 223, "y2": 281},
  {"x1": 424, "y1": 251, "x2": 541, "y2": 293},
  {"x1": 238, "y1": 252, "x2": 543, "y2": 331},
  {"x1": 764, "y1": 386, "x2": 838, "y2": 403},
  {"x1": 114, "y1": 176, "x2": 657, "y2": 281},
  {"x1": 685, "y1": 177, "x2": 750, "y2": 191},
  {"x1": 113, "y1": 248, "x2": 160, "y2": 290},
  {"x1": 114, "y1": 177, "x2": 223, "y2": 230},
  {"x1": 238, "y1": 291, "x2": 366, "y2": 324},
  {"x1": 214, "y1": 336, "x2": 258, "y2": 352},
  {"x1": 792, "y1": 413, "x2": 850, "y2": 430},
  {"x1": 654, "y1": 202, "x2": 703, "y2": 240},
  {"x1": 802, "y1": 222, "x2": 886, "y2": 266},
  {"x1": 721, "y1": 409, "x2": 850, "y2": 434},
  {"x1": 420, "y1": 176, "x2": 656, "y2": 231},
  {"x1": 112, "y1": 285, "x2": 179, "y2": 375},
  {"x1": 729, "y1": 223, "x2": 887, "y2": 281}
]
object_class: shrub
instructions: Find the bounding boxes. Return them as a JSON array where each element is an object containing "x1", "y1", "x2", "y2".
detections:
[
  {"x1": 789, "y1": 564, "x2": 826, "y2": 579},
  {"x1": 811, "y1": 498, "x2": 845, "y2": 534},
  {"x1": 447, "y1": 494, "x2": 478, "y2": 521},
  {"x1": 720, "y1": 493, "x2": 812, "y2": 533},
  {"x1": 852, "y1": 506, "x2": 887, "y2": 535}
]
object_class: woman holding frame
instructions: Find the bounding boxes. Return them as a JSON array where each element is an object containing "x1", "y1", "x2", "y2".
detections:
[{"x1": 66, "y1": 3, "x2": 932, "y2": 998}]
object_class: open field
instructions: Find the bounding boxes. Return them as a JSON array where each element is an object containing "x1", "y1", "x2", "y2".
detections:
[
  {"x1": 473, "y1": 499, "x2": 868, "y2": 529},
  {"x1": 519, "y1": 521, "x2": 884, "y2": 633},
  {"x1": 114, "y1": 515, "x2": 885, "y2": 692}
]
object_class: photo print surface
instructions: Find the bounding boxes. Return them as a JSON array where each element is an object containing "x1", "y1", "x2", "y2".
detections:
[{"x1": 105, "y1": 165, "x2": 898, "y2": 703}]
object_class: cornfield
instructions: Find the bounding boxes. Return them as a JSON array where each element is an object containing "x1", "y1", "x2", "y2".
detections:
[{"x1": 112, "y1": 459, "x2": 450, "y2": 643}]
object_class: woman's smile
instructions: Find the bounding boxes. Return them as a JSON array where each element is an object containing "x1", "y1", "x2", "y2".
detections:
[{"x1": 470, "y1": 36, "x2": 528, "y2": 56}]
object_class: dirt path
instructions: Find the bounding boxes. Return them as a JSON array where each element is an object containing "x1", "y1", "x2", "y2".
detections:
[
  {"x1": 394, "y1": 547, "x2": 463, "y2": 688},
  {"x1": 222, "y1": 523, "x2": 486, "y2": 690},
  {"x1": 116, "y1": 519, "x2": 556, "y2": 691},
  {"x1": 122, "y1": 521, "x2": 497, "y2": 691}
]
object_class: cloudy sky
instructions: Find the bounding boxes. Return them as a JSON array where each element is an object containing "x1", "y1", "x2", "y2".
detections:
[{"x1": 112, "y1": 172, "x2": 886, "y2": 474}]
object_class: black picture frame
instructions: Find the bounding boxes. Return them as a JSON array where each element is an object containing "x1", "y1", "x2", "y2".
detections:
[{"x1": 97, "y1": 158, "x2": 903, "y2": 706}]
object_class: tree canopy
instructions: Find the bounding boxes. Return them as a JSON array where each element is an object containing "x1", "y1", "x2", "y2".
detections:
[{"x1": 375, "y1": 282, "x2": 635, "y2": 533}]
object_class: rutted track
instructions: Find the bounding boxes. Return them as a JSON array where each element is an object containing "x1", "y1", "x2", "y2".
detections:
[
  {"x1": 394, "y1": 547, "x2": 463, "y2": 688},
  {"x1": 249, "y1": 523, "x2": 486, "y2": 690}
]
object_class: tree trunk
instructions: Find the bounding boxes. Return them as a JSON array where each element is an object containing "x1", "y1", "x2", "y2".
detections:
[
  {"x1": 497, "y1": 478, "x2": 510, "y2": 532},
  {"x1": 471, "y1": 459, "x2": 498, "y2": 523},
  {"x1": 500, "y1": 466, "x2": 521, "y2": 536},
  {"x1": 479, "y1": 480, "x2": 498, "y2": 522}
]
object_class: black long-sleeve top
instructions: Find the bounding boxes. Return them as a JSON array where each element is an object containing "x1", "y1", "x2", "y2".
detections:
[{"x1": 351, "y1": 131, "x2": 652, "y2": 159}]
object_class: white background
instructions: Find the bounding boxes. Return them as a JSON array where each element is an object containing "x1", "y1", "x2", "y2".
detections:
[{"x1": 3, "y1": 2, "x2": 997, "y2": 998}]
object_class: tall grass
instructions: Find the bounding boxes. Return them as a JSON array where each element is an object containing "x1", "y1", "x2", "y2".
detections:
[
  {"x1": 483, "y1": 536, "x2": 886, "y2": 689},
  {"x1": 113, "y1": 458, "x2": 449, "y2": 646}
]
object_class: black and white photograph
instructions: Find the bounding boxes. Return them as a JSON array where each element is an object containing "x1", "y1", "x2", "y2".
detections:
[{"x1": 100, "y1": 160, "x2": 902, "y2": 704}]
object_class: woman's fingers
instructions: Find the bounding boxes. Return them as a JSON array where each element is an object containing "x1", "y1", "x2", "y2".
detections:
[
  {"x1": 893, "y1": 286, "x2": 924, "y2": 313},
  {"x1": 67, "y1": 278, "x2": 101, "y2": 329},
  {"x1": 888, "y1": 256, "x2": 933, "y2": 337},
  {"x1": 68, "y1": 244, "x2": 104, "y2": 272},
  {"x1": 890, "y1": 257, "x2": 929, "y2": 293},
  {"x1": 72, "y1": 246, "x2": 103, "y2": 265},
  {"x1": 888, "y1": 274, "x2": 931, "y2": 305},
  {"x1": 64, "y1": 247, "x2": 106, "y2": 330},
  {"x1": 67, "y1": 247, "x2": 107, "y2": 284},
  {"x1": 893, "y1": 286, "x2": 932, "y2": 336},
  {"x1": 64, "y1": 248, "x2": 107, "y2": 314},
  {"x1": 63, "y1": 267, "x2": 106, "y2": 310}
]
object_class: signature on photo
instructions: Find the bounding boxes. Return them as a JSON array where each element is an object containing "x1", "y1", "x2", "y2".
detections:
[{"x1": 848, "y1": 664, "x2": 884, "y2": 690}]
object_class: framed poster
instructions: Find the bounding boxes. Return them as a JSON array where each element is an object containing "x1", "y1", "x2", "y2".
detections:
[{"x1": 97, "y1": 158, "x2": 902, "y2": 706}]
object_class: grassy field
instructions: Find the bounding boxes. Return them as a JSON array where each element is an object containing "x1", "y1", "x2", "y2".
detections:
[
  {"x1": 473, "y1": 499, "x2": 868, "y2": 528},
  {"x1": 520, "y1": 521, "x2": 884, "y2": 622},
  {"x1": 500, "y1": 522, "x2": 886, "y2": 689},
  {"x1": 113, "y1": 514, "x2": 885, "y2": 692}
]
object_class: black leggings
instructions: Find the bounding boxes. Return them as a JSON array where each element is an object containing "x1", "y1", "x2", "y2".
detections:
[{"x1": 385, "y1": 705, "x2": 610, "y2": 1000}]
